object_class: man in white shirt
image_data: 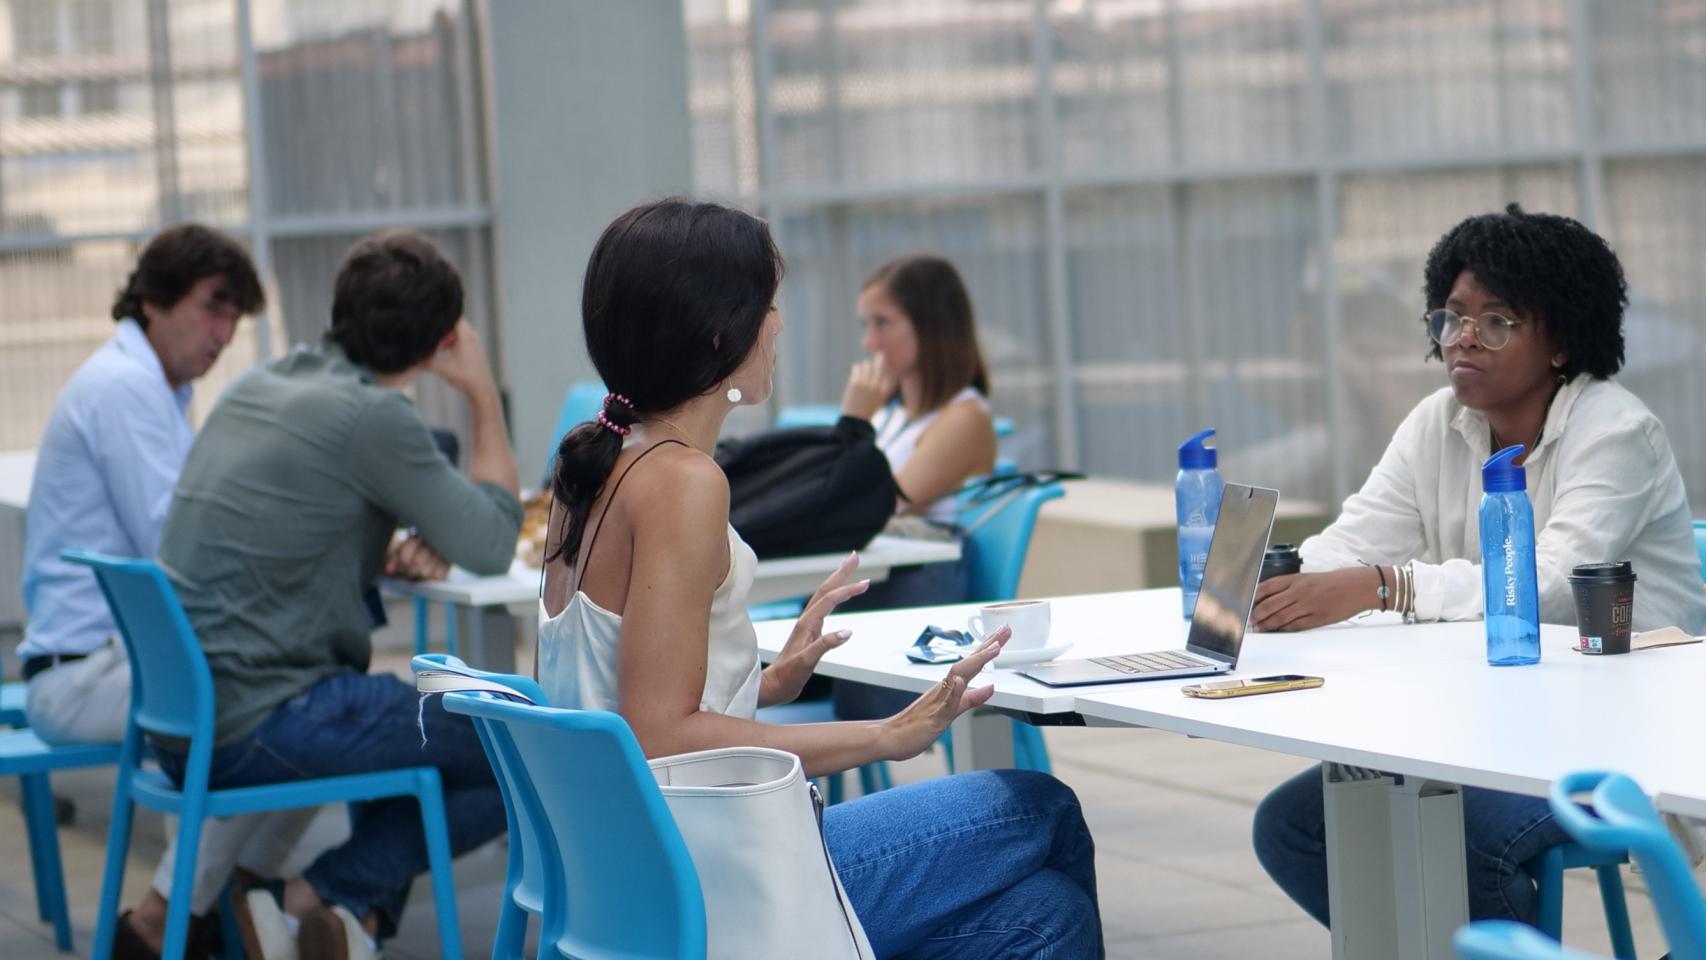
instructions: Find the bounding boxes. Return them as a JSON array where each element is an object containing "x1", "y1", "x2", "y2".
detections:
[
  {"x1": 19, "y1": 224, "x2": 298, "y2": 959},
  {"x1": 1250, "y1": 205, "x2": 1706, "y2": 929}
]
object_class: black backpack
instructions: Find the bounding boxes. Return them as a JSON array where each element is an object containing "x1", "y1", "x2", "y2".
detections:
[{"x1": 714, "y1": 415, "x2": 901, "y2": 560}]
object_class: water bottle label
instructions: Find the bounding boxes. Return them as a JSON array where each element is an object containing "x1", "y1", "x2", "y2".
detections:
[{"x1": 1501, "y1": 534, "x2": 1517, "y2": 608}]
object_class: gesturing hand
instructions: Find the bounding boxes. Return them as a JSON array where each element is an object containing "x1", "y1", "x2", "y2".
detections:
[
  {"x1": 840, "y1": 354, "x2": 896, "y2": 422},
  {"x1": 1252, "y1": 568, "x2": 1383, "y2": 632},
  {"x1": 760, "y1": 552, "x2": 871, "y2": 707},
  {"x1": 881, "y1": 625, "x2": 1010, "y2": 761}
]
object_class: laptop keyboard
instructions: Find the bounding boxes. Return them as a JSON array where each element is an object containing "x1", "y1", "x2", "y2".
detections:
[{"x1": 1090, "y1": 650, "x2": 1216, "y2": 674}]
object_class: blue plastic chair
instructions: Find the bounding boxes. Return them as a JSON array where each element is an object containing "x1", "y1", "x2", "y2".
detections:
[
  {"x1": 0, "y1": 723, "x2": 120, "y2": 950},
  {"x1": 1527, "y1": 842, "x2": 1636, "y2": 958},
  {"x1": 548, "y1": 380, "x2": 610, "y2": 468},
  {"x1": 66, "y1": 550, "x2": 465, "y2": 960},
  {"x1": 1692, "y1": 519, "x2": 1706, "y2": 581},
  {"x1": 412, "y1": 655, "x2": 546, "y2": 960},
  {"x1": 950, "y1": 476, "x2": 1066, "y2": 774},
  {"x1": 775, "y1": 405, "x2": 1012, "y2": 440},
  {"x1": 440, "y1": 691, "x2": 706, "y2": 960},
  {"x1": 775, "y1": 403, "x2": 843, "y2": 429},
  {"x1": 0, "y1": 677, "x2": 26, "y2": 726},
  {"x1": 1455, "y1": 920, "x2": 1611, "y2": 959},
  {"x1": 1552, "y1": 771, "x2": 1706, "y2": 960}
]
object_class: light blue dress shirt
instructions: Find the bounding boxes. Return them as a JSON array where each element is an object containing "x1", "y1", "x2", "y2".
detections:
[{"x1": 20, "y1": 319, "x2": 194, "y2": 659}]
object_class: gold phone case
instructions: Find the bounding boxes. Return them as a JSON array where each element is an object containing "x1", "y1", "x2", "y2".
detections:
[{"x1": 1182, "y1": 676, "x2": 1324, "y2": 699}]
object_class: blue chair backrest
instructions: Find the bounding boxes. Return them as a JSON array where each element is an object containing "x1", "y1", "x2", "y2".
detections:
[
  {"x1": 1693, "y1": 520, "x2": 1706, "y2": 582},
  {"x1": 956, "y1": 478, "x2": 1065, "y2": 603},
  {"x1": 411, "y1": 655, "x2": 550, "y2": 919},
  {"x1": 547, "y1": 380, "x2": 609, "y2": 468},
  {"x1": 775, "y1": 404, "x2": 843, "y2": 430},
  {"x1": 62, "y1": 550, "x2": 214, "y2": 745},
  {"x1": 441, "y1": 693, "x2": 705, "y2": 959},
  {"x1": 1550, "y1": 770, "x2": 1706, "y2": 960},
  {"x1": 1454, "y1": 919, "x2": 1609, "y2": 959}
]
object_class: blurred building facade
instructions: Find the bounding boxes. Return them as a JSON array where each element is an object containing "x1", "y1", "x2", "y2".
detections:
[
  {"x1": 2, "y1": 0, "x2": 1704, "y2": 512},
  {"x1": 687, "y1": 0, "x2": 1706, "y2": 507}
]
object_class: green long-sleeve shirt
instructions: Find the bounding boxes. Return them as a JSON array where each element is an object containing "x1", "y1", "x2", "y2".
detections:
[{"x1": 158, "y1": 343, "x2": 522, "y2": 745}]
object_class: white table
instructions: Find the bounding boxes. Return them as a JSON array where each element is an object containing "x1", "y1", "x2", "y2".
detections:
[
  {"x1": 756, "y1": 587, "x2": 1706, "y2": 959},
  {"x1": 391, "y1": 534, "x2": 960, "y2": 672}
]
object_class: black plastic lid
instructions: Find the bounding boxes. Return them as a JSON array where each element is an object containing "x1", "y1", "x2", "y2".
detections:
[{"x1": 1568, "y1": 561, "x2": 1636, "y2": 583}]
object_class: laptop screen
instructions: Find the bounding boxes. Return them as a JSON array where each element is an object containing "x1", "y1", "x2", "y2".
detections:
[{"x1": 1184, "y1": 484, "x2": 1279, "y2": 663}]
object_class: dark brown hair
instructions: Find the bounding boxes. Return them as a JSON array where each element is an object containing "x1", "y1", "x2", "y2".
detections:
[
  {"x1": 863, "y1": 254, "x2": 988, "y2": 412},
  {"x1": 326, "y1": 231, "x2": 464, "y2": 375},
  {"x1": 111, "y1": 223, "x2": 264, "y2": 329},
  {"x1": 550, "y1": 198, "x2": 784, "y2": 566}
]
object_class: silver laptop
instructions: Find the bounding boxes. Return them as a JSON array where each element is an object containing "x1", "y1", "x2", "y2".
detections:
[{"x1": 1020, "y1": 483, "x2": 1278, "y2": 687}]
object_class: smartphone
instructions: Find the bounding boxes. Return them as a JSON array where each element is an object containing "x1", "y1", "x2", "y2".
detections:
[{"x1": 1181, "y1": 674, "x2": 1324, "y2": 699}]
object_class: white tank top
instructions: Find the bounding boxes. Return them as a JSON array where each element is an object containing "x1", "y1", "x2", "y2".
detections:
[
  {"x1": 872, "y1": 386, "x2": 989, "y2": 524},
  {"x1": 538, "y1": 522, "x2": 763, "y2": 720}
]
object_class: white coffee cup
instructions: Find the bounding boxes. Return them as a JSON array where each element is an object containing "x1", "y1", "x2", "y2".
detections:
[{"x1": 966, "y1": 599, "x2": 1051, "y2": 652}]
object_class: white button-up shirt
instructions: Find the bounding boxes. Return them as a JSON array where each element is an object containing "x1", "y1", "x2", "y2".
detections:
[
  {"x1": 1301, "y1": 376, "x2": 1706, "y2": 634},
  {"x1": 20, "y1": 319, "x2": 194, "y2": 659}
]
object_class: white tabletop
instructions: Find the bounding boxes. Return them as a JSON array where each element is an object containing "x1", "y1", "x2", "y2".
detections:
[
  {"x1": 0, "y1": 449, "x2": 35, "y2": 510},
  {"x1": 385, "y1": 534, "x2": 961, "y2": 609},
  {"x1": 755, "y1": 587, "x2": 1532, "y2": 717},
  {"x1": 757, "y1": 585, "x2": 1706, "y2": 810}
]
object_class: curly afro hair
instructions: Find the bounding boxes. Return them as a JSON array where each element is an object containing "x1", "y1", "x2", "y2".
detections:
[{"x1": 1421, "y1": 203, "x2": 1627, "y2": 381}]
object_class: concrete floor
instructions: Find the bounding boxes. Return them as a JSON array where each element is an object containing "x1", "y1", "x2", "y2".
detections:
[{"x1": 0, "y1": 626, "x2": 1668, "y2": 959}]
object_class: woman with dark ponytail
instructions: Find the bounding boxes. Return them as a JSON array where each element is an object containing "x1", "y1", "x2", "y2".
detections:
[{"x1": 538, "y1": 198, "x2": 1102, "y2": 959}]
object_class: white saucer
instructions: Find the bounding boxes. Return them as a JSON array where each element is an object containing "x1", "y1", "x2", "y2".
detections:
[{"x1": 993, "y1": 641, "x2": 1074, "y2": 669}]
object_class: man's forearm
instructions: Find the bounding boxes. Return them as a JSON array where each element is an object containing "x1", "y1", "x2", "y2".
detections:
[{"x1": 465, "y1": 382, "x2": 519, "y2": 494}]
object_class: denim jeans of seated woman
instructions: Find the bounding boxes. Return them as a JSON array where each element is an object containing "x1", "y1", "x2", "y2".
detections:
[
  {"x1": 828, "y1": 769, "x2": 1102, "y2": 959},
  {"x1": 152, "y1": 671, "x2": 505, "y2": 939},
  {"x1": 1252, "y1": 764, "x2": 1570, "y2": 926}
]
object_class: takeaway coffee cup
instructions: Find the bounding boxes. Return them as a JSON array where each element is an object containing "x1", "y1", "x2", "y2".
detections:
[
  {"x1": 1259, "y1": 545, "x2": 1303, "y2": 582},
  {"x1": 966, "y1": 599, "x2": 1051, "y2": 651},
  {"x1": 1569, "y1": 562, "x2": 1637, "y2": 655}
]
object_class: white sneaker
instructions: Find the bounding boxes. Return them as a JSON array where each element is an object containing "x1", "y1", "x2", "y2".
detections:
[
  {"x1": 234, "y1": 888, "x2": 299, "y2": 960},
  {"x1": 297, "y1": 904, "x2": 379, "y2": 960}
]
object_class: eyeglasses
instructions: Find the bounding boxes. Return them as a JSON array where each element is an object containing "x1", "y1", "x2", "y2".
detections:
[
  {"x1": 905, "y1": 625, "x2": 972, "y2": 665},
  {"x1": 1425, "y1": 309, "x2": 1523, "y2": 351}
]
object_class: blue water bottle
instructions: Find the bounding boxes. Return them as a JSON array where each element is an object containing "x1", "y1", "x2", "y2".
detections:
[
  {"x1": 1480, "y1": 444, "x2": 1540, "y2": 665},
  {"x1": 1177, "y1": 429, "x2": 1224, "y2": 619}
]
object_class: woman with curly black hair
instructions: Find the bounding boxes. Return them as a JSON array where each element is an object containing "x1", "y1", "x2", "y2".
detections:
[{"x1": 1248, "y1": 204, "x2": 1706, "y2": 928}]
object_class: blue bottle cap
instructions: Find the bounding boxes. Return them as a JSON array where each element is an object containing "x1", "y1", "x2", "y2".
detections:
[
  {"x1": 1178, "y1": 429, "x2": 1217, "y2": 469},
  {"x1": 1482, "y1": 444, "x2": 1527, "y2": 493}
]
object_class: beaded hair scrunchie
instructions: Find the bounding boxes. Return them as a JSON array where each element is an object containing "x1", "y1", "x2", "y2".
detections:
[{"x1": 597, "y1": 392, "x2": 634, "y2": 437}]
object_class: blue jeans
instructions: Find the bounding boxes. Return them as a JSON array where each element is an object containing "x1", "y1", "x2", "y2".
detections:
[
  {"x1": 1252, "y1": 764, "x2": 1569, "y2": 926},
  {"x1": 154, "y1": 672, "x2": 505, "y2": 938},
  {"x1": 826, "y1": 769, "x2": 1102, "y2": 959}
]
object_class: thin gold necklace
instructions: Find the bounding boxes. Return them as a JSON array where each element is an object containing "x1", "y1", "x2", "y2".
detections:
[{"x1": 644, "y1": 415, "x2": 690, "y2": 439}]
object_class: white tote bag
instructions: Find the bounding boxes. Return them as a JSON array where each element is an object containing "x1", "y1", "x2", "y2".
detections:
[{"x1": 650, "y1": 747, "x2": 876, "y2": 960}]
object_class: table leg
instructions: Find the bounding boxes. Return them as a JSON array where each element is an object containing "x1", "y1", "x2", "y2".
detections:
[
  {"x1": 1323, "y1": 764, "x2": 1467, "y2": 960},
  {"x1": 445, "y1": 602, "x2": 459, "y2": 658},
  {"x1": 413, "y1": 597, "x2": 429, "y2": 656},
  {"x1": 949, "y1": 708, "x2": 1016, "y2": 772},
  {"x1": 452, "y1": 603, "x2": 517, "y2": 675}
]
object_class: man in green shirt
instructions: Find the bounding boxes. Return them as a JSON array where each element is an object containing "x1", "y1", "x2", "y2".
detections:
[{"x1": 154, "y1": 231, "x2": 522, "y2": 959}]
